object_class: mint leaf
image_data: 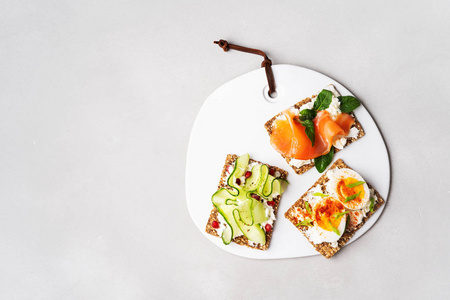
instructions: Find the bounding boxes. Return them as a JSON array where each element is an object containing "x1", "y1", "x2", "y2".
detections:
[
  {"x1": 301, "y1": 119, "x2": 315, "y2": 147},
  {"x1": 305, "y1": 201, "x2": 312, "y2": 215},
  {"x1": 314, "y1": 147, "x2": 334, "y2": 173},
  {"x1": 369, "y1": 197, "x2": 375, "y2": 212},
  {"x1": 313, "y1": 89, "x2": 333, "y2": 111},
  {"x1": 328, "y1": 220, "x2": 340, "y2": 236},
  {"x1": 338, "y1": 96, "x2": 361, "y2": 113},
  {"x1": 344, "y1": 191, "x2": 361, "y2": 202},
  {"x1": 296, "y1": 219, "x2": 313, "y2": 227},
  {"x1": 299, "y1": 109, "x2": 317, "y2": 121},
  {"x1": 312, "y1": 192, "x2": 329, "y2": 197},
  {"x1": 346, "y1": 181, "x2": 365, "y2": 188},
  {"x1": 333, "y1": 211, "x2": 350, "y2": 220}
]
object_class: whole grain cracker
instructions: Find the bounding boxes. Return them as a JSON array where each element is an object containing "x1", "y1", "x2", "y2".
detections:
[
  {"x1": 205, "y1": 154, "x2": 288, "y2": 250},
  {"x1": 284, "y1": 159, "x2": 385, "y2": 258},
  {"x1": 264, "y1": 85, "x2": 365, "y2": 175}
]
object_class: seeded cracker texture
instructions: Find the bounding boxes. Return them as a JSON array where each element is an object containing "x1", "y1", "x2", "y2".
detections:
[
  {"x1": 284, "y1": 159, "x2": 385, "y2": 258},
  {"x1": 264, "y1": 84, "x2": 365, "y2": 175},
  {"x1": 205, "y1": 154, "x2": 288, "y2": 250}
]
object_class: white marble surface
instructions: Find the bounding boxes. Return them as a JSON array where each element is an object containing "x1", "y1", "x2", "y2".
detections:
[{"x1": 1, "y1": 1, "x2": 449, "y2": 299}]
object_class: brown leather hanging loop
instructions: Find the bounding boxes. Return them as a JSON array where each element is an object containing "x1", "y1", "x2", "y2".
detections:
[{"x1": 214, "y1": 39, "x2": 276, "y2": 95}]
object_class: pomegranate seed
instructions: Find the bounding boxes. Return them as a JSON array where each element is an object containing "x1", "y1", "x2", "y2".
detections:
[
  {"x1": 269, "y1": 168, "x2": 275, "y2": 176},
  {"x1": 245, "y1": 171, "x2": 252, "y2": 178},
  {"x1": 265, "y1": 224, "x2": 272, "y2": 232},
  {"x1": 212, "y1": 221, "x2": 220, "y2": 229},
  {"x1": 235, "y1": 178, "x2": 241, "y2": 185},
  {"x1": 251, "y1": 194, "x2": 261, "y2": 201},
  {"x1": 267, "y1": 201, "x2": 275, "y2": 207}
]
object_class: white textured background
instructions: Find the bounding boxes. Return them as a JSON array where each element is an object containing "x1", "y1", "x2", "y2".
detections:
[{"x1": 1, "y1": 1, "x2": 449, "y2": 299}]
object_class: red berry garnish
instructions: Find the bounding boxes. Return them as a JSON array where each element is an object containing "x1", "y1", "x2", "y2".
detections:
[
  {"x1": 269, "y1": 168, "x2": 275, "y2": 176},
  {"x1": 235, "y1": 178, "x2": 241, "y2": 185},
  {"x1": 251, "y1": 194, "x2": 261, "y2": 200},
  {"x1": 212, "y1": 221, "x2": 220, "y2": 229},
  {"x1": 265, "y1": 224, "x2": 272, "y2": 232},
  {"x1": 267, "y1": 201, "x2": 275, "y2": 207},
  {"x1": 245, "y1": 171, "x2": 252, "y2": 178}
]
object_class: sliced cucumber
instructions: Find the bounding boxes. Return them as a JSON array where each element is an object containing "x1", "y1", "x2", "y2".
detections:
[
  {"x1": 217, "y1": 204, "x2": 242, "y2": 238},
  {"x1": 262, "y1": 175, "x2": 276, "y2": 197},
  {"x1": 251, "y1": 199, "x2": 267, "y2": 224},
  {"x1": 262, "y1": 176, "x2": 289, "y2": 198},
  {"x1": 211, "y1": 188, "x2": 236, "y2": 207},
  {"x1": 212, "y1": 189, "x2": 242, "y2": 238},
  {"x1": 227, "y1": 153, "x2": 249, "y2": 189},
  {"x1": 225, "y1": 199, "x2": 238, "y2": 206},
  {"x1": 257, "y1": 165, "x2": 269, "y2": 195},
  {"x1": 232, "y1": 209, "x2": 266, "y2": 245},
  {"x1": 278, "y1": 178, "x2": 289, "y2": 194},
  {"x1": 221, "y1": 221, "x2": 233, "y2": 245},
  {"x1": 271, "y1": 179, "x2": 281, "y2": 198},
  {"x1": 237, "y1": 199, "x2": 254, "y2": 226},
  {"x1": 234, "y1": 153, "x2": 249, "y2": 178},
  {"x1": 243, "y1": 164, "x2": 262, "y2": 191},
  {"x1": 211, "y1": 154, "x2": 289, "y2": 245}
]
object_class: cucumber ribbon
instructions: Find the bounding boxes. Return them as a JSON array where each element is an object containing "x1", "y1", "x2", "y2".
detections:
[{"x1": 212, "y1": 154, "x2": 288, "y2": 244}]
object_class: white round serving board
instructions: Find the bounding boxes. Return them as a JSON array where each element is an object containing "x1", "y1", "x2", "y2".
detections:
[{"x1": 186, "y1": 64, "x2": 390, "y2": 259}]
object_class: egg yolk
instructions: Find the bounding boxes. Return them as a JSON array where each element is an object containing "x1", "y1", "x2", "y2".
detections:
[
  {"x1": 314, "y1": 197, "x2": 345, "y2": 232},
  {"x1": 336, "y1": 177, "x2": 365, "y2": 205}
]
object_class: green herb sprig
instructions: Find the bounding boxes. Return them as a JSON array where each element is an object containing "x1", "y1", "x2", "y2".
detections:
[
  {"x1": 304, "y1": 201, "x2": 312, "y2": 215},
  {"x1": 294, "y1": 113, "x2": 315, "y2": 147},
  {"x1": 369, "y1": 197, "x2": 375, "y2": 212},
  {"x1": 312, "y1": 192, "x2": 329, "y2": 197},
  {"x1": 346, "y1": 181, "x2": 365, "y2": 188},
  {"x1": 299, "y1": 109, "x2": 317, "y2": 121},
  {"x1": 328, "y1": 220, "x2": 340, "y2": 235},
  {"x1": 295, "y1": 89, "x2": 361, "y2": 173},
  {"x1": 314, "y1": 147, "x2": 334, "y2": 173},
  {"x1": 313, "y1": 90, "x2": 333, "y2": 111},
  {"x1": 344, "y1": 191, "x2": 361, "y2": 203},
  {"x1": 332, "y1": 211, "x2": 350, "y2": 220},
  {"x1": 296, "y1": 90, "x2": 333, "y2": 147},
  {"x1": 296, "y1": 219, "x2": 313, "y2": 227},
  {"x1": 338, "y1": 96, "x2": 361, "y2": 113}
]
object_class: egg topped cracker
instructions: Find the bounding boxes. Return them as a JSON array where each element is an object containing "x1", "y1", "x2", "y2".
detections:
[{"x1": 285, "y1": 159, "x2": 385, "y2": 258}]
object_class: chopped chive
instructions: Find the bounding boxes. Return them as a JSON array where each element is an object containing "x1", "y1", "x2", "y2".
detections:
[
  {"x1": 328, "y1": 220, "x2": 340, "y2": 235},
  {"x1": 345, "y1": 191, "x2": 361, "y2": 202},
  {"x1": 369, "y1": 197, "x2": 375, "y2": 212},
  {"x1": 305, "y1": 201, "x2": 312, "y2": 215},
  {"x1": 346, "y1": 181, "x2": 365, "y2": 188},
  {"x1": 296, "y1": 219, "x2": 313, "y2": 227},
  {"x1": 312, "y1": 192, "x2": 329, "y2": 197},
  {"x1": 333, "y1": 211, "x2": 350, "y2": 220}
]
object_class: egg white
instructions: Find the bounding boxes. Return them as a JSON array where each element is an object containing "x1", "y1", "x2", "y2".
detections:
[
  {"x1": 307, "y1": 212, "x2": 347, "y2": 244},
  {"x1": 306, "y1": 197, "x2": 348, "y2": 244},
  {"x1": 326, "y1": 168, "x2": 370, "y2": 210}
]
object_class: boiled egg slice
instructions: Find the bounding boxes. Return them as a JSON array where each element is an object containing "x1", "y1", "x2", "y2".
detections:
[
  {"x1": 327, "y1": 168, "x2": 370, "y2": 210},
  {"x1": 309, "y1": 197, "x2": 347, "y2": 243}
]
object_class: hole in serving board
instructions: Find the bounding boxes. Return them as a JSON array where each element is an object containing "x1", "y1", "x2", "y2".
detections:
[{"x1": 263, "y1": 85, "x2": 280, "y2": 103}]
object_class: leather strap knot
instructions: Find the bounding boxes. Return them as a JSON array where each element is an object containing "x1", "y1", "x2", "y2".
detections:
[
  {"x1": 215, "y1": 39, "x2": 229, "y2": 52},
  {"x1": 261, "y1": 57, "x2": 272, "y2": 68},
  {"x1": 213, "y1": 39, "x2": 276, "y2": 95}
]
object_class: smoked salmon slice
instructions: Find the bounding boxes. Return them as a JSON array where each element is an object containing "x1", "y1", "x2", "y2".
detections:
[
  {"x1": 270, "y1": 109, "x2": 354, "y2": 160},
  {"x1": 335, "y1": 113, "x2": 355, "y2": 135}
]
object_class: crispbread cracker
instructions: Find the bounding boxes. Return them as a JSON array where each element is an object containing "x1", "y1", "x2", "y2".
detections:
[
  {"x1": 284, "y1": 159, "x2": 385, "y2": 258},
  {"x1": 205, "y1": 154, "x2": 288, "y2": 250},
  {"x1": 264, "y1": 85, "x2": 365, "y2": 175}
]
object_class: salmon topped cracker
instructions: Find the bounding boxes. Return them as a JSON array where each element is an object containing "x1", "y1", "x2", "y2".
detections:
[{"x1": 265, "y1": 85, "x2": 365, "y2": 174}]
